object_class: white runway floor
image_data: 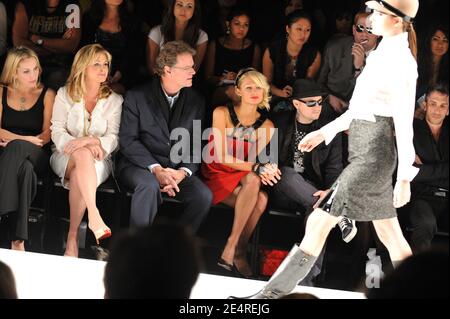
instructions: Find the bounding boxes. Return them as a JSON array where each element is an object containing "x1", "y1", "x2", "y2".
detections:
[{"x1": 0, "y1": 248, "x2": 365, "y2": 299}]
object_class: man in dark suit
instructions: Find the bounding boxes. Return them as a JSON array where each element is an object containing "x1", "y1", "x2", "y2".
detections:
[
  {"x1": 118, "y1": 41, "x2": 213, "y2": 232},
  {"x1": 318, "y1": 11, "x2": 379, "y2": 122},
  {"x1": 400, "y1": 83, "x2": 449, "y2": 253}
]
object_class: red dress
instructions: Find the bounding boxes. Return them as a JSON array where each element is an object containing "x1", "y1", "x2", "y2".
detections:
[
  {"x1": 201, "y1": 135, "x2": 253, "y2": 204},
  {"x1": 201, "y1": 104, "x2": 268, "y2": 205}
]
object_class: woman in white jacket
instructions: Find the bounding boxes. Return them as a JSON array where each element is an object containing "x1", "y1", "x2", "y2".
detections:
[{"x1": 50, "y1": 44, "x2": 122, "y2": 257}]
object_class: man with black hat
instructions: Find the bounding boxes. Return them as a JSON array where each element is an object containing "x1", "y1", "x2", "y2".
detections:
[{"x1": 271, "y1": 79, "x2": 357, "y2": 247}]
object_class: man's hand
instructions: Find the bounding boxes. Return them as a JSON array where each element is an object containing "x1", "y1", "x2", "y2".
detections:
[
  {"x1": 313, "y1": 189, "x2": 329, "y2": 209},
  {"x1": 299, "y1": 130, "x2": 325, "y2": 153},
  {"x1": 352, "y1": 43, "x2": 365, "y2": 70},
  {"x1": 0, "y1": 139, "x2": 8, "y2": 147},
  {"x1": 165, "y1": 168, "x2": 187, "y2": 184},
  {"x1": 393, "y1": 180, "x2": 411, "y2": 208},
  {"x1": 154, "y1": 167, "x2": 180, "y2": 197}
]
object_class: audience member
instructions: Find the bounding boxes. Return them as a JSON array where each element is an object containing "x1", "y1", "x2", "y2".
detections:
[
  {"x1": 0, "y1": 260, "x2": 18, "y2": 299},
  {"x1": 118, "y1": 41, "x2": 212, "y2": 232},
  {"x1": 0, "y1": 47, "x2": 55, "y2": 251},
  {"x1": 50, "y1": 44, "x2": 122, "y2": 257},
  {"x1": 204, "y1": 7, "x2": 261, "y2": 107},
  {"x1": 147, "y1": 0, "x2": 208, "y2": 75},
  {"x1": 417, "y1": 23, "x2": 449, "y2": 99},
  {"x1": 263, "y1": 10, "x2": 321, "y2": 112},
  {"x1": 400, "y1": 83, "x2": 449, "y2": 253},
  {"x1": 318, "y1": 11, "x2": 379, "y2": 121},
  {"x1": 12, "y1": 0, "x2": 82, "y2": 90},
  {"x1": 366, "y1": 245, "x2": 449, "y2": 299},
  {"x1": 0, "y1": 1, "x2": 7, "y2": 57},
  {"x1": 270, "y1": 79, "x2": 353, "y2": 285},
  {"x1": 202, "y1": 68, "x2": 280, "y2": 278},
  {"x1": 104, "y1": 220, "x2": 201, "y2": 299},
  {"x1": 81, "y1": 0, "x2": 140, "y2": 94}
]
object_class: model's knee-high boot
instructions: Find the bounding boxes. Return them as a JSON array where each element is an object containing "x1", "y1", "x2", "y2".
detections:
[{"x1": 235, "y1": 244, "x2": 317, "y2": 299}]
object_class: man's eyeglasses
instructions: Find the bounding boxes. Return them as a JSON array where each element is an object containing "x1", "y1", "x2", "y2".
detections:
[
  {"x1": 298, "y1": 98, "x2": 323, "y2": 107},
  {"x1": 355, "y1": 24, "x2": 373, "y2": 34},
  {"x1": 172, "y1": 66, "x2": 195, "y2": 72}
]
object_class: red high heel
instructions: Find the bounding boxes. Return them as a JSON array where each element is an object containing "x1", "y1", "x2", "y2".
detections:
[{"x1": 88, "y1": 223, "x2": 112, "y2": 244}]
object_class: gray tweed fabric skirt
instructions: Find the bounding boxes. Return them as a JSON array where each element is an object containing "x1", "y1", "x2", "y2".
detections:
[{"x1": 328, "y1": 116, "x2": 397, "y2": 221}]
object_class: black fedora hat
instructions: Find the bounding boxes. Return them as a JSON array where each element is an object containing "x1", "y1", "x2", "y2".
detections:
[{"x1": 291, "y1": 79, "x2": 328, "y2": 100}]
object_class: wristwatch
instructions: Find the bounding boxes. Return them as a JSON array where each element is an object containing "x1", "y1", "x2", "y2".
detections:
[{"x1": 36, "y1": 38, "x2": 44, "y2": 46}]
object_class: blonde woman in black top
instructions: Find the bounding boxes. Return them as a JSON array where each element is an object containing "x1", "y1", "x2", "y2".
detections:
[{"x1": 0, "y1": 46, "x2": 55, "y2": 251}]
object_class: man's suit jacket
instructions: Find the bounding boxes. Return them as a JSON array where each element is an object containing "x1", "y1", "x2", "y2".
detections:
[
  {"x1": 117, "y1": 78, "x2": 205, "y2": 176},
  {"x1": 318, "y1": 36, "x2": 356, "y2": 102}
]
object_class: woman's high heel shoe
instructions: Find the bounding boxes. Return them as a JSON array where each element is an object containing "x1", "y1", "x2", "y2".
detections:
[{"x1": 88, "y1": 223, "x2": 112, "y2": 244}]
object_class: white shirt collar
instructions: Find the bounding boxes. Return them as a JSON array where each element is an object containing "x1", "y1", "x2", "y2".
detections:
[{"x1": 161, "y1": 84, "x2": 180, "y2": 109}]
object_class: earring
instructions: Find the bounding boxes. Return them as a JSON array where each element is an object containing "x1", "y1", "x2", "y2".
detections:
[{"x1": 226, "y1": 26, "x2": 231, "y2": 35}]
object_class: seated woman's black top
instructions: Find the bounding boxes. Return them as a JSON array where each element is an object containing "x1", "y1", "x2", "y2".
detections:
[
  {"x1": 214, "y1": 39, "x2": 255, "y2": 76},
  {"x1": 1, "y1": 87, "x2": 47, "y2": 137},
  {"x1": 268, "y1": 38, "x2": 318, "y2": 89}
]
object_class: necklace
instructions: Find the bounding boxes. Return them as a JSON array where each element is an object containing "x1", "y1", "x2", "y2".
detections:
[{"x1": 19, "y1": 96, "x2": 27, "y2": 111}]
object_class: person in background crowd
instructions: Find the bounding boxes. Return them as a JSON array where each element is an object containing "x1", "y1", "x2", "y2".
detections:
[
  {"x1": 50, "y1": 44, "x2": 122, "y2": 257},
  {"x1": 204, "y1": 7, "x2": 260, "y2": 107},
  {"x1": 147, "y1": 0, "x2": 208, "y2": 75},
  {"x1": 0, "y1": 1, "x2": 7, "y2": 57},
  {"x1": 0, "y1": 47, "x2": 55, "y2": 252},
  {"x1": 417, "y1": 23, "x2": 449, "y2": 100},
  {"x1": 263, "y1": 10, "x2": 321, "y2": 112},
  {"x1": 318, "y1": 11, "x2": 379, "y2": 121},
  {"x1": 12, "y1": 0, "x2": 82, "y2": 90},
  {"x1": 81, "y1": 0, "x2": 140, "y2": 94}
]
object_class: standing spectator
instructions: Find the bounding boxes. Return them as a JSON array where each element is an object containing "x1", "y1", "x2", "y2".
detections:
[
  {"x1": 0, "y1": 47, "x2": 55, "y2": 251},
  {"x1": 0, "y1": 1, "x2": 7, "y2": 57},
  {"x1": 400, "y1": 83, "x2": 449, "y2": 253},
  {"x1": 146, "y1": 0, "x2": 208, "y2": 75},
  {"x1": 318, "y1": 11, "x2": 379, "y2": 121},
  {"x1": 118, "y1": 41, "x2": 212, "y2": 232},
  {"x1": 81, "y1": 0, "x2": 140, "y2": 94},
  {"x1": 50, "y1": 44, "x2": 122, "y2": 257},
  {"x1": 202, "y1": 68, "x2": 280, "y2": 278},
  {"x1": 12, "y1": 0, "x2": 82, "y2": 90},
  {"x1": 204, "y1": 8, "x2": 261, "y2": 107},
  {"x1": 263, "y1": 10, "x2": 321, "y2": 112}
]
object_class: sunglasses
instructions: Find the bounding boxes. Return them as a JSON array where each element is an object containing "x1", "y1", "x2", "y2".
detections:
[
  {"x1": 298, "y1": 98, "x2": 323, "y2": 107},
  {"x1": 365, "y1": 0, "x2": 414, "y2": 22},
  {"x1": 355, "y1": 24, "x2": 373, "y2": 34}
]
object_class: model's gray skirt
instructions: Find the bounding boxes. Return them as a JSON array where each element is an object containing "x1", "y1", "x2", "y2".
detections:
[{"x1": 328, "y1": 116, "x2": 397, "y2": 221}]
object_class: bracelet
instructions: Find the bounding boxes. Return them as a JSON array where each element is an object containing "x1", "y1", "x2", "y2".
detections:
[{"x1": 251, "y1": 163, "x2": 260, "y2": 173}]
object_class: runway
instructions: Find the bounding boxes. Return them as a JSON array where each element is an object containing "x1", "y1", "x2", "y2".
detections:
[{"x1": 0, "y1": 248, "x2": 365, "y2": 299}]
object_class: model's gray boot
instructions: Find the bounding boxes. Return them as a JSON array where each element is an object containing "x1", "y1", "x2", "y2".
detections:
[{"x1": 246, "y1": 244, "x2": 317, "y2": 299}]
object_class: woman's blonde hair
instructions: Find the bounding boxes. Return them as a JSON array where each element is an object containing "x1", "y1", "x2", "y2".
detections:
[
  {"x1": 0, "y1": 46, "x2": 42, "y2": 88},
  {"x1": 235, "y1": 68, "x2": 271, "y2": 111},
  {"x1": 66, "y1": 44, "x2": 112, "y2": 102}
]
